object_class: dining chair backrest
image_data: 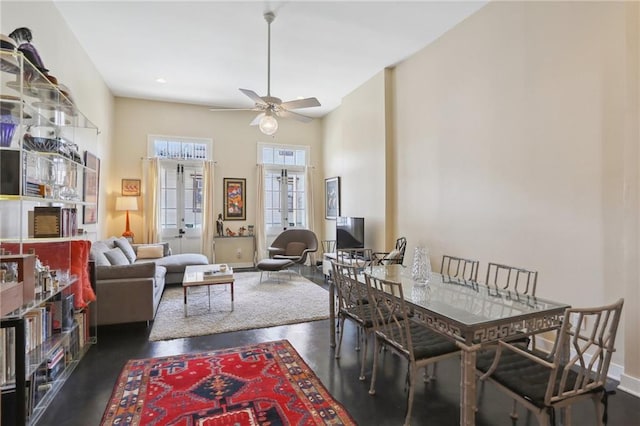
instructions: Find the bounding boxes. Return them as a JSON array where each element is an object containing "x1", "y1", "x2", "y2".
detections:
[
  {"x1": 331, "y1": 260, "x2": 370, "y2": 320},
  {"x1": 545, "y1": 299, "x2": 624, "y2": 403},
  {"x1": 440, "y1": 254, "x2": 480, "y2": 281},
  {"x1": 336, "y1": 248, "x2": 373, "y2": 269},
  {"x1": 485, "y1": 262, "x2": 538, "y2": 296},
  {"x1": 364, "y1": 273, "x2": 415, "y2": 361}
]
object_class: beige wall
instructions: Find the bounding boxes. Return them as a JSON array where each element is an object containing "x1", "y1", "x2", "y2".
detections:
[
  {"x1": 323, "y1": 1, "x2": 640, "y2": 394},
  {"x1": 112, "y1": 97, "x2": 324, "y2": 243},
  {"x1": 322, "y1": 70, "x2": 389, "y2": 251},
  {"x1": 1, "y1": 0, "x2": 114, "y2": 239}
]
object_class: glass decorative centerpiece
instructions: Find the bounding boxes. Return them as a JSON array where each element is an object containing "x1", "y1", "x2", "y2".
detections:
[{"x1": 411, "y1": 246, "x2": 432, "y2": 284}]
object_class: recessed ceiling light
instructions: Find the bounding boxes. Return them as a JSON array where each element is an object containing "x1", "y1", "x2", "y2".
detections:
[{"x1": 156, "y1": 78, "x2": 167, "y2": 84}]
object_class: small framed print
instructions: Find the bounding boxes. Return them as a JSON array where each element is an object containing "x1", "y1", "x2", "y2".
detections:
[
  {"x1": 223, "y1": 178, "x2": 246, "y2": 221},
  {"x1": 325, "y1": 176, "x2": 340, "y2": 220},
  {"x1": 83, "y1": 151, "x2": 100, "y2": 224},
  {"x1": 121, "y1": 178, "x2": 141, "y2": 196}
]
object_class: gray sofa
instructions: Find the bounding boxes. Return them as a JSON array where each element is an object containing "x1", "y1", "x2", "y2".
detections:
[{"x1": 90, "y1": 237, "x2": 208, "y2": 325}]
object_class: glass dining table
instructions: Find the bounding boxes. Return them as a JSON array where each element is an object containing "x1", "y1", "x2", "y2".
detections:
[{"x1": 328, "y1": 264, "x2": 570, "y2": 426}]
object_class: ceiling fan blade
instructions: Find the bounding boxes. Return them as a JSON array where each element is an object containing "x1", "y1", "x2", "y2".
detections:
[
  {"x1": 239, "y1": 88, "x2": 267, "y2": 106},
  {"x1": 277, "y1": 109, "x2": 313, "y2": 123},
  {"x1": 280, "y1": 97, "x2": 321, "y2": 110},
  {"x1": 250, "y1": 112, "x2": 265, "y2": 126},
  {"x1": 209, "y1": 108, "x2": 257, "y2": 112}
]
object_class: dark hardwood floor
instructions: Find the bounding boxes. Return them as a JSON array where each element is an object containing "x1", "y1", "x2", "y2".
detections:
[{"x1": 37, "y1": 266, "x2": 639, "y2": 426}]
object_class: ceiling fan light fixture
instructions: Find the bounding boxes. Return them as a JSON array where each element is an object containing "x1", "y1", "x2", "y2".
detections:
[{"x1": 259, "y1": 114, "x2": 278, "y2": 135}]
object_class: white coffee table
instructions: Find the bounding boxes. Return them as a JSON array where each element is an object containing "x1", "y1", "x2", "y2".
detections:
[{"x1": 182, "y1": 264, "x2": 234, "y2": 316}]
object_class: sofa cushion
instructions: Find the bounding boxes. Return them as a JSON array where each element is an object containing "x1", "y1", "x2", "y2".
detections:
[
  {"x1": 90, "y1": 240, "x2": 112, "y2": 266},
  {"x1": 115, "y1": 237, "x2": 137, "y2": 263},
  {"x1": 96, "y1": 262, "x2": 157, "y2": 280},
  {"x1": 136, "y1": 244, "x2": 164, "y2": 259},
  {"x1": 104, "y1": 248, "x2": 130, "y2": 266},
  {"x1": 154, "y1": 253, "x2": 208, "y2": 273}
]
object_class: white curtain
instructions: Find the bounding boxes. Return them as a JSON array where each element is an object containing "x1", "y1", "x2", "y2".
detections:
[
  {"x1": 142, "y1": 158, "x2": 161, "y2": 243},
  {"x1": 305, "y1": 165, "x2": 316, "y2": 265},
  {"x1": 255, "y1": 164, "x2": 266, "y2": 260},
  {"x1": 201, "y1": 161, "x2": 215, "y2": 261}
]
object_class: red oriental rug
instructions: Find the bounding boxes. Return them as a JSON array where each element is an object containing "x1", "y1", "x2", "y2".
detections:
[{"x1": 100, "y1": 340, "x2": 356, "y2": 426}]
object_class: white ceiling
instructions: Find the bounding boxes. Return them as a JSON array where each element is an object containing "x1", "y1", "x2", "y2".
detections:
[{"x1": 54, "y1": 1, "x2": 486, "y2": 118}]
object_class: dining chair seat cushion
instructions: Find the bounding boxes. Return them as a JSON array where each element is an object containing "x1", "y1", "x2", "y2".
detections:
[
  {"x1": 476, "y1": 348, "x2": 598, "y2": 408},
  {"x1": 380, "y1": 320, "x2": 459, "y2": 360}
]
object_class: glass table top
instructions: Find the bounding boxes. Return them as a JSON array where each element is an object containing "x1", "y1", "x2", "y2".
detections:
[{"x1": 364, "y1": 264, "x2": 570, "y2": 327}]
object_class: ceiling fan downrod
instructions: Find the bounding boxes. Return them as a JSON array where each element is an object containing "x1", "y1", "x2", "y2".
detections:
[{"x1": 264, "y1": 11, "x2": 275, "y2": 98}]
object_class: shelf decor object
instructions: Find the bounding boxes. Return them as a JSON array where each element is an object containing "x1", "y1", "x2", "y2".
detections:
[{"x1": 115, "y1": 196, "x2": 138, "y2": 242}]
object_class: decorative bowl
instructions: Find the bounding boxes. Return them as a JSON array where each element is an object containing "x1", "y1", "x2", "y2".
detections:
[{"x1": 0, "y1": 116, "x2": 17, "y2": 147}]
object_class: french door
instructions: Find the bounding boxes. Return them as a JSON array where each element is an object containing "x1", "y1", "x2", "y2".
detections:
[
  {"x1": 159, "y1": 160, "x2": 203, "y2": 254},
  {"x1": 264, "y1": 167, "x2": 307, "y2": 239}
]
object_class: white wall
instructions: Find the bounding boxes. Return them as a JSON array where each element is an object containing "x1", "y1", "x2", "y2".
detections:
[{"x1": 1, "y1": 0, "x2": 114, "y2": 238}]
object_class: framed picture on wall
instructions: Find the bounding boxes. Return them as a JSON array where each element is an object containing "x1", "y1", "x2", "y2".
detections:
[
  {"x1": 325, "y1": 176, "x2": 340, "y2": 220},
  {"x1": 121, "y1": 178, "x2": 141, "y2": 196},
  {"x1": 83, "y1": 151, "x2": 100, "y2": 224},
  {"x1": 223, "y1": 177, "x2": 246, "y2": 221}
]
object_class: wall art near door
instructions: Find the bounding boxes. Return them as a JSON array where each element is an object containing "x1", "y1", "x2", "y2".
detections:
[
  {"x1": 325, "y1": 176, "x2": 340, "y2": 220},
  {"x1": 83, "y1": 151, "x2": 100, "y2": 224},
  {"x1": 223, "y1": 177, "x2": 246, "y2": 221},
  {"x1": 121, "y1": 178, "x2": 141, "y2": 196}
]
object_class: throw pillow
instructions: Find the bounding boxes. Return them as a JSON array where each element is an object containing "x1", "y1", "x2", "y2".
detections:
[
  {"x1": 285, "y1": 241, "x2": 307, "y2": 256},
  {"x1": 104, "y1": 248, "x2": 130, "y2": 266},
  {"x1": 115, "y1": 237, "x2": 137, "y2": 263},
  {"x1": 136, "y1": 244, "x2": 164, "y2": 259}
]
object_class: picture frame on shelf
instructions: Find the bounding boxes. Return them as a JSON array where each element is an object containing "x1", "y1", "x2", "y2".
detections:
[
  {"x1": 325, "y1": 176, "x2": 340, "y2": 220},
  {"x1": 121, "y1": 178, "x2": 141, "y2": 196},
  {"x1": 223, "y1": 178, "x2": 246, "y2": 221},
  {"x1": 83, "y1": 151, "x2": 100, "y2": 224}
]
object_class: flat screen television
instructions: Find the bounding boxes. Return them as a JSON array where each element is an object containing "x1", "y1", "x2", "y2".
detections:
[{"x1": 336, "y1": 217, "x2": 365, "y2": 249}]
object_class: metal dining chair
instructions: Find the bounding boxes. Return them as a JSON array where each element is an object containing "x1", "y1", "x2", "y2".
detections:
[
  {"x1": 477, "y1": 299, "x2": 624, "y2": 426},
  {"x1": 364, "y1": 272, "x2": 460, "y2": 426},
  {"x1": 331, "y1": 260, "x2": 374, "y2": 381},
  {"x1": 485, "y1": 261, "x2": 538, "y2": 297},
  {"x1": 440, "y1": 254, "x2": 480, "y2": 281}
]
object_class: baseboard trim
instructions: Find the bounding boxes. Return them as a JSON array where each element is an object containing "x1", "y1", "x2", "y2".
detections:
[{"x1": 619, "y1": 373, "x2": 640, "y2": 398}]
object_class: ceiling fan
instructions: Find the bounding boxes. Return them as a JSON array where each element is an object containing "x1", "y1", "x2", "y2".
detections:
[{"x1": 210, "y1": 11, "x2": 321, "y2": 136}]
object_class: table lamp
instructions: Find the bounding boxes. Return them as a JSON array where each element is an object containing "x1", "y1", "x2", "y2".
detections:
[{"x1": 115, "y1": 196, "x2": 138, "y2": 241}]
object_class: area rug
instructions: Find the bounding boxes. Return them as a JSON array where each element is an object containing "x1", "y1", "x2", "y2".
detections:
[
  {"x1": 149, "y1": 271, "x2": 329, "y2": 341},
  {"x1": 100, "y1": 340, "x2": 356, "y2": 426}
]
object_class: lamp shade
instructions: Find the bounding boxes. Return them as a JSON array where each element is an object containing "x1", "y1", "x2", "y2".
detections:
[
  {"x1": 115, "y1": 196, "x2": 138, "y2": 211},
  {"x1": 259, "y1": 114, "x2": 278, "y2": 135}
]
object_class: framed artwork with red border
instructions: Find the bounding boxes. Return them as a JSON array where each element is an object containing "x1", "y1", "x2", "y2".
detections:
[{"x1": 223, "y1": 177, "x2": 246, "y2": 221}]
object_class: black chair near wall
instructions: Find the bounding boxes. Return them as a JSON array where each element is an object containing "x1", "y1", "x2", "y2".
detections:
[
  {"x1": 372, "y1": 237, "x2": 407, "y2": 265},
  {"x1": 477, "y1": 299, "x2": 624, "y2": 426}
]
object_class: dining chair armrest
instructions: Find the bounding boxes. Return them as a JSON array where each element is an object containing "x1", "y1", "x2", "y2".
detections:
[{"x1": 479, "y1": 339, "x2": 554, "y2": 381}]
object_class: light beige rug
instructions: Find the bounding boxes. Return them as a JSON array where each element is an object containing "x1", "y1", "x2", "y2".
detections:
[{"x1": 149, "y1": 271, "x2": 329, "y2": 341}]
